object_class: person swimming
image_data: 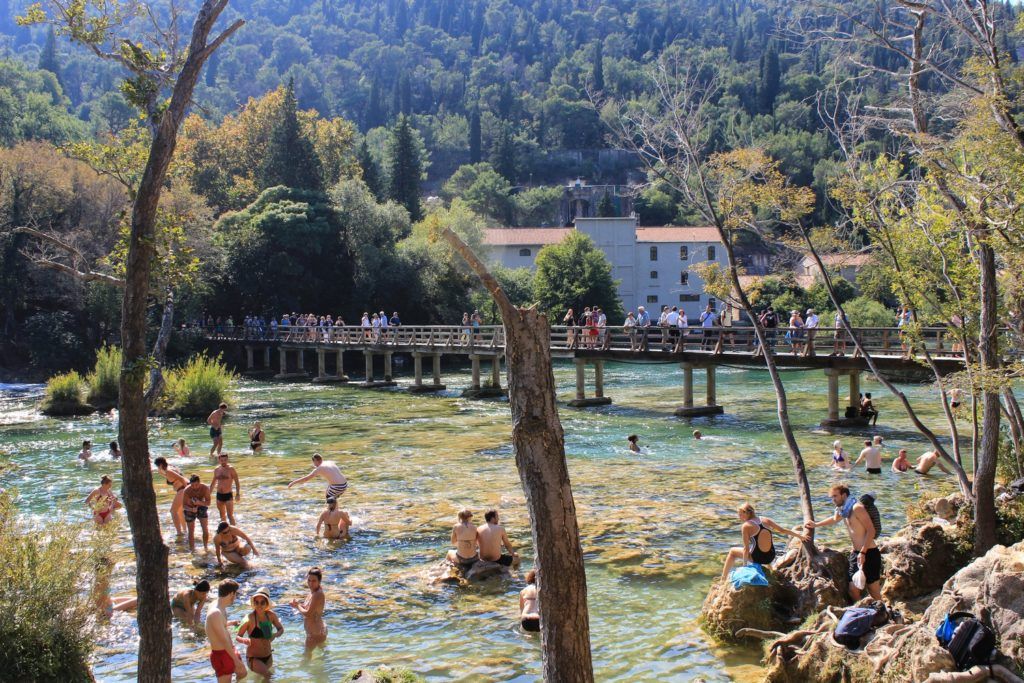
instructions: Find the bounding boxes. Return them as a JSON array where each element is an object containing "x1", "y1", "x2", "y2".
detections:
[
  {"x1": 692, "y1": 430, "x2": 702, "y2": 440},
  {"x1": 892, "y1": 448, "x2": 910, "y2": 473},
  {"x1": 627, "y1": 434, "x2": 640, "y2": 453},
  {"x1": 519, "y1": 570, "x2": 540, "y2": 633}
]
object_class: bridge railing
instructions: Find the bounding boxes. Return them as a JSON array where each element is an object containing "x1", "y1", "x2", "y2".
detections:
[{"x1": 191, "y1": 323, "x2": 973, "y2": 358}]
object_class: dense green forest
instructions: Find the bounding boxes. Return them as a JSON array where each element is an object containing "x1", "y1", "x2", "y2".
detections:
[{"x1": 0, "y1": 0, "x2": 1021, "y2": 375}]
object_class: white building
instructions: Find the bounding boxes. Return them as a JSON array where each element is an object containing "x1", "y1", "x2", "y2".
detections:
[{"x1": 483, "y1": 217, "x2": 727, "y2": 318}]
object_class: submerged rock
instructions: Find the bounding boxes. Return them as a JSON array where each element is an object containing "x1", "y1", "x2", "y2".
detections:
[{"x1": 429, "y1": 559, "x2": 511, "y2": 586}]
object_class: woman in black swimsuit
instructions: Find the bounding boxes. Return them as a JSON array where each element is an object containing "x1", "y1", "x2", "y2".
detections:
[
  {"x1": 153, "y1": 456, "x2": 188, "y2": 535},
  {"x1": 720, "y1": 503, "x2": 810, "y2": 581},
  {"x1": 248, "y1": 421, "x2": 265, "y2": 453},
  {"x1": 236, "y1": 587, "x2": 284, "y2": 676}
]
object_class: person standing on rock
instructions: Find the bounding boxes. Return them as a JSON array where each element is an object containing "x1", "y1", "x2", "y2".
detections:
[
  {"x1": 719, "y1": 503, "x2": 809, "y2": 580},
  {"x1": 805, "y1": 484, "x2": 882, "y2": 602}
]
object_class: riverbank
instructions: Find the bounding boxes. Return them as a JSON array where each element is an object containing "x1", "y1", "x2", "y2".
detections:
[{"x1": 0, "y1": 364, "x2": 959, "y2": 680}]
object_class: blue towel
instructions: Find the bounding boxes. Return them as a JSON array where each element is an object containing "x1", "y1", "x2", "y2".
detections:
[{"x1": 730, "y1": 563, "x2": 769, "y2": 590}]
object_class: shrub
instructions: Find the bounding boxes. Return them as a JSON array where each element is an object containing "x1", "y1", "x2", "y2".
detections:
[
  {"x1": 164, "y1": 354, "x2": 234, "y2": 418},
  {"x1": 41, "y1": 371, "x2": 93, "y2": 416},
  {"x1": 344, "y1": 668, "x2": 424, "y2": 683},
  {"x1": 0, "y1": 491, "x2": 99, "y2": 681},
  {"x1": 86, "y1": 344, "x2": 121, "y2": 409}
]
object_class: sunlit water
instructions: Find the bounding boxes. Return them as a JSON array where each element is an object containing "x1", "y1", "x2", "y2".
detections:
[{"x1": 0, "y1": 361, "x2": 959, "y2": 682}]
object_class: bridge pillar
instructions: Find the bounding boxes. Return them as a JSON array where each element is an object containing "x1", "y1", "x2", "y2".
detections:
[
  {"x1": 470, "y1": 355, "x2": 482, "y2": 391},
  {"x1": 263, "y1": 346, "x2": 271, "y2": 369},
  {"x1": 317, "y1": 348, "x2": 326, "y2": 379},
  {"x1": 409, "y1": 351, "x2": 447, "y2": 393},
  {"x1": 568, "y1": 359, "x2": 612, "y2": 407},
  {"x1": 275, "y1": 348, "x2": 288, "y2": 378},
  {"x1": 849, "y1": 370, "x2": 860, "y2": 413},
  {"x1": 245, "y1": 345, "x2": 254, "y2": 370},
  {"x1": 490, "y1": 355, "x2": 501, "y2": 389},
  {"x1": 297, "y1": 349, "x2": 305, "y2": 372},
  {"x1": 337, "y1": 350, "x2": 345, "y2": 379},
  {"x1": 384, "y1": 352, "x2": 393, "y2": 381},
  {"x1": 825, "y1": 368, "x2": 840, "y2": 421},
  {"x1": 364, "y1": 352, "x2": 374, "y2": 383},
  {"x1": 675, "y1": 362, "x2": 724, "y2": 417},
  {"x1": 820, "y1": 368, "x2": 866, "y2": 428}
]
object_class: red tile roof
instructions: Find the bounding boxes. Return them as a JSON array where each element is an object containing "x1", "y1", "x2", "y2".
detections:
[
  {"x1": 483, "y1": 228, "x2": 574, "y2": 246},
  {"x1": 635, "y1": 226, "x2": 720, "y2": 242}
]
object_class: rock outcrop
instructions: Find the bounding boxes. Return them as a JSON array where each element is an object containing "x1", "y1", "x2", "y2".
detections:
[
  {"x1": 429, "y1": 559, "x2": 511, "y2": 586},
  {"x1": 880, "y1": 521, "x2": 971, "y2": 603}
]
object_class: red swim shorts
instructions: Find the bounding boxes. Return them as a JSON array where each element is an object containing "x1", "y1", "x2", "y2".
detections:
[{"x1": 210, "y1": 649, "x2": 238, "y2": 677}]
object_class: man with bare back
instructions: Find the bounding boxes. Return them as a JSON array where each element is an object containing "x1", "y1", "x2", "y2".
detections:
[{"x1": 478, "y1": 509, "x2": 520, "y2": 568}]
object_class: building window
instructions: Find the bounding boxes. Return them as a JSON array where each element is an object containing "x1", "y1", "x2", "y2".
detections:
[
  {"x1": 679, "y1": 246, "x2": 688, "y2": 260},
  {"x1": 650, "y1": 270, "x2": 658, "y2": 279},
  {"x1": 646, "y1": 295, "x2": 658, "y2": 304},
  {"x1": 707, "y1": 245, "x2": 716, "y2": 260},
  {"x1": 649, "y1": 246, "x2": 658, "y2": 261},
  {"x1": 679, "y1": 294, "x2": 700, "y2": 302},
  {"x1": 708, "y1": 297, "x2": 717, "y2": 309},
  {"x1": 519, "y1": 248, "x2": 531, "y2": 257},
  {"x1": 680, "y1": 272, "x2": 689, "y2": 286}
]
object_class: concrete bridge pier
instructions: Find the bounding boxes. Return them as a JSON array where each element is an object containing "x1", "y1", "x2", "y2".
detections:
[
  {"x1": 568, "y1": 358, "x2": 612, "y2": 407},
  {"x1": 359, "y1": 351, "x2": 397, "y2": 388},
  {"x1": 274, "y1": 346, "x2": 308, "y2": 379},
  {"x1": 408, "y1": 352, "x2": 446, "y2": 393},
  {"x1": 820, "y1": 368, "x2": 868, "y2": 428},
  {"x1": 463, "y1": 354, "x2": 507, "y2": 398},
  {"x1": 244, "y1": 345, "x2": 274, "y2": 376},
  {"x1": 674, "y1": 362, "x2": 724, "y2": 417},
  {"x1": 313, "y1": 347, "x2": 348, "y2": 383}
]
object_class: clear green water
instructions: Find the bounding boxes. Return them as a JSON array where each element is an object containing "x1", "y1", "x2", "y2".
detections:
[{"x1": 0, "y1": 360, "x2": 958, "y2": 682}]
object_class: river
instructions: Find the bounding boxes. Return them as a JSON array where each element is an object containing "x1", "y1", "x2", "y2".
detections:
[{"x1": 0, "y1": 361, "x2": 958, "y2": 682}]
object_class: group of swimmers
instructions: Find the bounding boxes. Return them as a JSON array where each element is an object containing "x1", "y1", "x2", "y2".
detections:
[{"x1": 830, "y1": 435, "x2": 952, "y2": 476}]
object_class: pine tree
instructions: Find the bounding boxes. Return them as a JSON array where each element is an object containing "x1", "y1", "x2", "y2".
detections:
[
  {"x1": 491, "y1": 123, "x2": 517, "y2": 182},
  {"x1": 205, "y1": 50, "x2": 219, "y2": 87},
  {"x1": 497, "y1": 82, "x2": 515, "y2": 120},
  {"x1": 470, "y1": 1, "x2": 485, "y2": 55},
  {"x1": 592, "y1": 40, "x2": 604, "y2": 92},
  {"x1": 261, "y1": 79, "x2": 321, "y2": 191},
  {"x1": 399, "y1": 72, "x2": 412, "y2": 115},
  {"x1": 38, "y1": 26, "x2": 60, "y2": 81},
  {"x1": 758, "y1": 45, "x2": 780, "y2": 114},
  {"x1": 469, "y1": 108, "x2": 482, "y2": 163},
  {"x1": 597, "y1": 191, "x2": 616, "y2": 217},
  {"x1": 387, "y1": 115, "x2": 423, "y2": 221},
  {"x1": 357, "y1": 139, "x2": 385, "y2": 202},
  {"x1": 364, "y1": 75, "x2": 384, "y2": 130},
  {"x1": 395, "y1": 0, "x2": 409, "y2": 38},
  {"x1": 730, "y1": 32, "x2": 747, "y2": 62}
]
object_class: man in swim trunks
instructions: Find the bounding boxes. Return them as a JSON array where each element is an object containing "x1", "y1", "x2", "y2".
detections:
[
  {"x1": 446, "y1": 509, "x2": 480, "y2": 568},
  {"x1": 183, "y1": 474, "x2": 212, "y2": 552},
  {"x1": 207, "y1": 402, "x2": 228, "y2": 457},
  {"x1": 84, "y1": 475, "x2": 122, "y2": 525},
  {"x1": 211, "y1": 454, "x2": 241, "y2": 525},
  {"x1": 519, "y1": 569, "x2": 540, "y2": 632},
  {"x1": 288, "y1": 453, "x2": 348, "y2": 500},
  {"x1": 205, "y1": 579, "x2": 247, "y2": 682},
  {"x1": 915, "y1": 450, "x2": 952, "y2": 475},
  {"x1": 478, "y1": 509, "x2": 520, "y2": 568},
  {"x1": 805, "y1": 484, "x2": 882, "y2": 601},
  {"x1": 316, "y1": 497, "x2": 351, "y2": 539},
  {"x1": 860, "y1": 393, "x2": 879, "y2": 426},
  {"x1": 854, "y1": 439, "x2": 883, "y2": 474},
  {"x1": 289, "y1": 567, "x2": 327, "y2": 653}
]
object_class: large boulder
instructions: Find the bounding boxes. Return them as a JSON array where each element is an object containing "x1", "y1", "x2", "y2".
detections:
[
  {"x1": 880, "y1": 521, "x2": 971, "y2": 602},
  {"x1": 700, "y1": 571, "x2": 785, "y2": 642}
]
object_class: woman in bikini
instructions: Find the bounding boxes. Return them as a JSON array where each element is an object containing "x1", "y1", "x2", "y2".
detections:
[
  {"x1": 519, "y1": 569, "x2": 540, "y2": 633},
  {"x1": 831, "y1": 440, "x2": 850, "y2": 471},
  {"x1": 170, "y1": 579, "x2": 211, "y2": 625},
  {"x1": 154, "y1": 456, "x2": 188, "y2": 535},
  {"x1": 720, "y1": 503, "x2": 809, "y2": 581},
  {"x1": 92, "y1": 557, "x2": 137, "y2": 618},
  {"x1": 236, "y1": 587, "x2": 284, "y2": 676},
  {"x1": 173, "y1": 438, "x2": 190, "y2": 458},
  {"x1": 214, "y1": 521, "x2": 259, "y2": 571},
  {"x1": 290, "y1": 567, "x2": 327, "y2": 654},
  {"x1": 84, "y1": 475, "x2": 122, "y2": 526},
  {"x1": 248, "y1": 421, "x2": 265, "y2": 453}
]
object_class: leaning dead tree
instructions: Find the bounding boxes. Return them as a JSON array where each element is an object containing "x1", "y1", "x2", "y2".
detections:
[{"x1": 441, "y1": 227, "x2": 595, "y2": 683}]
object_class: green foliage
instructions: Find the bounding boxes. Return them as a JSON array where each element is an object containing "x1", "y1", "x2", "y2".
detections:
[
  {"x1": 442, "y1": 163, "x2": 513, "y2": 225},
  {"x1": 532, "y1": 231, "x2": 623, "y2": 321},
  {"x1": 0, "y1": 491, "x2": 99, "y2": 682},
  {"x1": 387, "y1": 115, "x2": 423, "y2": 222},
  {"x1": 597, "y1": 191, "x2": 616, "y2": 217},
  {"x1": 86, "y1": 344, "x2": 121, "y2": 407},
  {"x1": 357, "y1": 139, "x2": 384, "y2": 202},
  {"x1": 828, "y1": 296, "x2": 893, "y2": 328},
  {"x1": 261, "y1": 79, "x2": 321, "y2": 191},
  {"x1": 343, "y1": 667, "x2": 424, "y2": 683},
  {"x1": 0, "y1": 60, "x2": 85, "y2": 145},
  {"x1": 44, "y1": 370, "x2": 85, "y2": 406},
  {"x1": 634, "y1": 187, "x2": 677, "y2": 226},
  {"x1": 472, "y1": 265, "x2": 535, "y2": 323},
  {"x1": 22, "y1": 311, "x2": 92, "y2": 370},
  {"x1": 513, "y1": 186, "x2": 562, "y2": 227},
  {"x1": 163, "y1": 354, "x2": 234, "y2": 418}
]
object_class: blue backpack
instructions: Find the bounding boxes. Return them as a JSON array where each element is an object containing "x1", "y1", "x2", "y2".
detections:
[{"x1": 834, "y1": 607, "x2": 877, "y2": 649}]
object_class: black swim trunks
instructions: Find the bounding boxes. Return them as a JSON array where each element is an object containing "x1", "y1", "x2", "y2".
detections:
[
  {"x1": 184, "y1": 506, "x2": 208, "y2": 523},
  {"x1": 849, "y1": 547, "x2": 883, "y2": 584},
  {"x1": 866, "y1": 467, "x2": 882, "y2": 474},
  {"x1": 216, "y1": 492, "x2": 233, "y2": 502},
  {"x1": 521, "y1": 617, "x2": 540, "y2": 632},
  {"x1": 497, "y1": 553, "x2": 515, "y2": 567},
  {"x1": 210, "y1": 427, "x2": 222, "y2": 439}
]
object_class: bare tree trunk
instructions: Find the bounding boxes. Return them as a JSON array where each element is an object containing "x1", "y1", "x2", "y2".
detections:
[
  {"x1": 143, "y1": 287, "x2": 175, "y2": 409},
  {"x1": 1003, "y1": 388, "x2": 1024, "y2": 478},
  {"x1": 441, "y1": 228, "x2": 594, "y2": 682},
  {"x1": 974, "y1": 242, "x2": 1000, "y2": 554},
  {"x1": 117, "y1": 4, "x2": 242, "y2": 681}
]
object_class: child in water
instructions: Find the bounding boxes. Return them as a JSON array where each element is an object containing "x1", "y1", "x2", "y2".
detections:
[{"x1": 627, "y1": 435, "x2": 640, "y2": 453}]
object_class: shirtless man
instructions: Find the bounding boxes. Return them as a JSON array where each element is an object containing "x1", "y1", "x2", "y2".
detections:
[
  {"x1": 183, "y1": 474, "x2": 212, "y2": 552},
  {"x1": 84, "y1": 475, "x2": 122, "y2": 525},
  {"x1": 915, "y1": 450, "x2": 952, "y2": 476},
  {"x1": 478, "y1": 509, "x2": 520, "y2": 568},
  {"x1": 854, "y1": 439, "x2": 883, "y2": 475},
  {"x1": 446, "y1": 510, "x2": 480, "y2": 568},
  {"x1": 207, "y1": 402, "x2": 228, "y2": 457},
  {"x1": 860, "y1": 393, "x2": 879, "y2": 426},
  {"x1": 289, "y1": 567, "x2": 327, "y2": 653},
  {"x1": 519, "y1": 569, "x2": 540, "y2": 632},
  {"x1": 288, "y1": 453, "x2": 348, "y2": 500},
  {"x1": 78, "y1": 440, "x2": 93, "y2": 462},
  {"x1": 316, "y1": 497, "x2": 351, "y2": 539},
  {"x1": 205, "y1": 579, "x2": 247, "y2": 682},
  {"x1": 806, "y1": 484, "x2": 882, "y2": 601},
  {"x1": 211, "y1": 454, "x2": 241, "y2": 524},
  {"x1": 213, "y1": 521, "x2": 259, "y2": 571}
]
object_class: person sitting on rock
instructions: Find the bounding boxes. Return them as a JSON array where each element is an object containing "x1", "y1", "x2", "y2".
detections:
[
  {"x1": 478, "y1": 509, "x2": 520, "y2": 569},
  {"x1": 446, "y1": 509, "x2": 480, "y2": 569},
  {"x1": 720, "y1": 503, "x2": 809, "y2": 581}
]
